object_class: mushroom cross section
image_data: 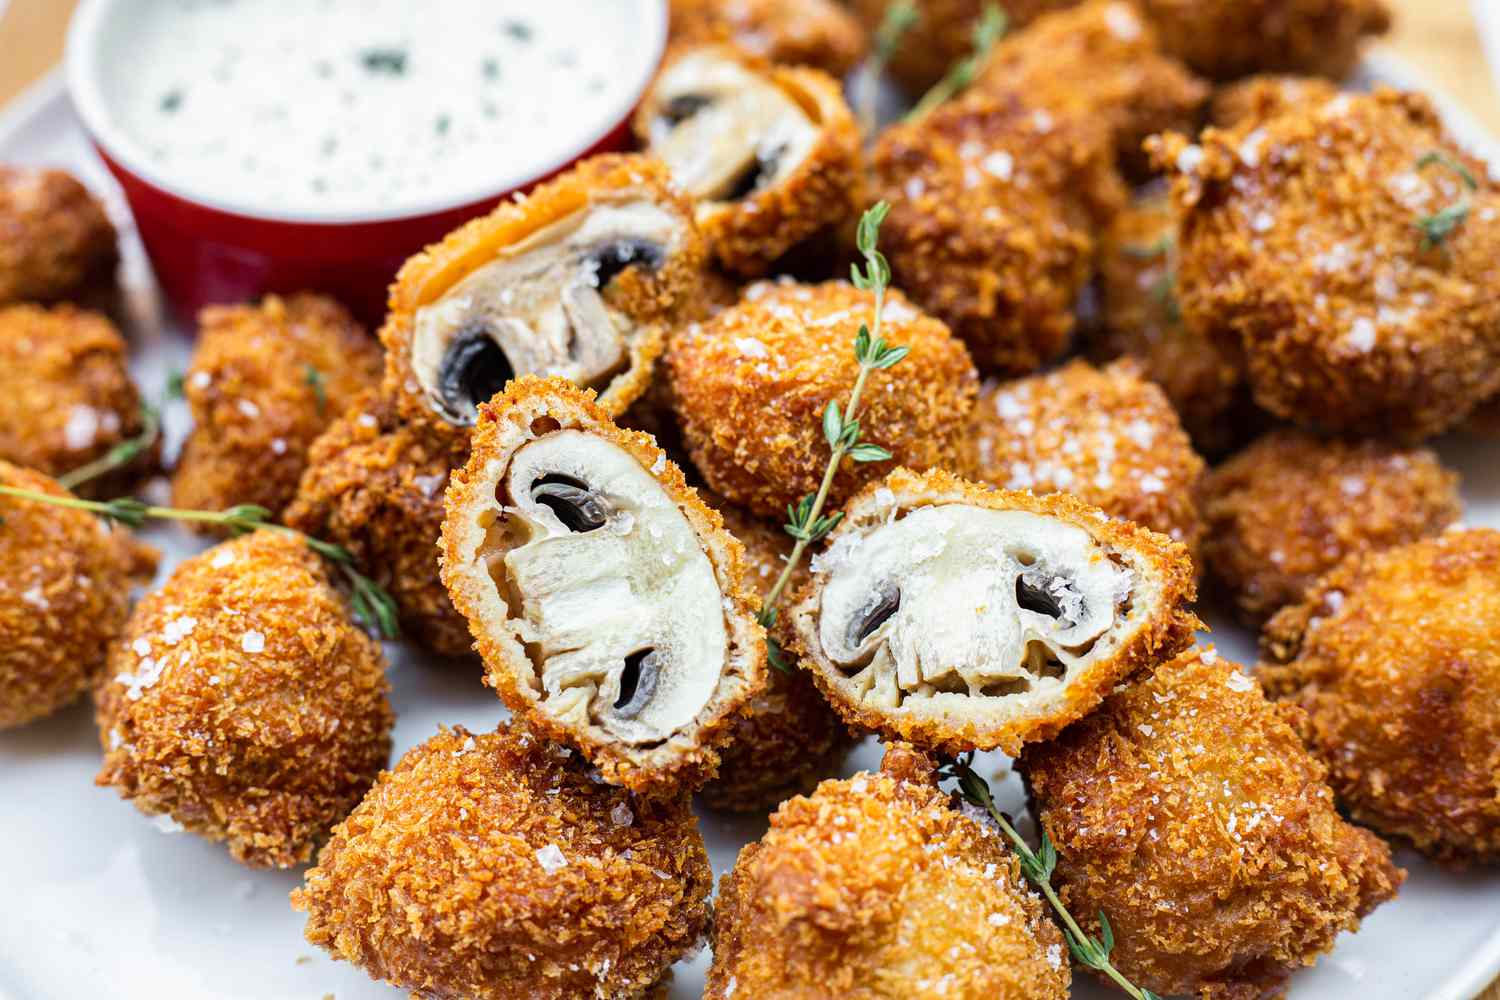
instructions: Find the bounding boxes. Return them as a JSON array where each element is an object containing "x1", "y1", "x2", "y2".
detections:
[
  {"x1": 492, "y1": 430, "x2": 728, "y2": 745},
  {"x1": 410, "y1": 201, "x2": 682, "y2": 426}
]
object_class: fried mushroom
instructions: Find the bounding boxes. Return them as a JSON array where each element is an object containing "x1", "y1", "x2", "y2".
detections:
[
  {"x1": 382, "y1": 154, "x2": 704, "y2": 431},
  {"x1": 95, "y1": 531, "x2": 393, "y2": 868},
  {"x1": 1209, "y1": 74, "x2": 1341, "y2": 128},
  {"x1": 1019, "y1": 646, "x2": 1404, "y2": 999},
  {"x1": 0, "y1": 164, "x2": 117, "y2": 306},
  {"x1": 636, "y1": 46, "x2": 861, "y2": 276},
  {"x1": 705, "y1": 742, "x2": 1070, "y2": 1000},
  {"x1": 293, "y1": 722, "x2": 712, "y2": 1000},
  {"x1": 668, "y1": 0, "x2": 869, "y2": 79},
  {"x1": 440, "y1": 377, "x2": 766, "y2": 793},
  {"x1": 788, "y1": 468, "x2": 1199, "y2": 756}
]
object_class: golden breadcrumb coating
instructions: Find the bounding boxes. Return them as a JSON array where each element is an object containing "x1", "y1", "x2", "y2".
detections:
[
  {"x1": 1260, "y1": 530, "x2": 1500, "y2": 864},
  {"x1": 788, "y1": 468, "x2": 1200, "y2": 756},
  {"x1": 0, "y1": 303, "x2": 154, "y2": 498},
  {"x1": 94, "y1": 531, "x2": 393, "y2": 868},
  {"x1": 974, "y1": 0, "x2": 1207, "y2": 176},
  {"x1": 381, "y1": 154, "x2": 703, "y2": 431},
  {"x1": 706, "y1": 742, "x2": 1070, "y2": 1000},
  {"x1": 1136, "y1": 0, "x2": 1390, "y2": 82},
  {"x1": 869, "y1": 92, "x2": 1125, "y2": 375},
  {"x1": 636, "y1": 46, "x2": 863, "y2": 277},
  {"x1": 668, "y1": 0, "x2": 869, "y2": 79},
  {"x1": 1209, "y1": 74, "x2": 1341, "y2": 128},
  {"x1": 699, "y1": 498, "x2": 857, "y2": 812},
  {"x1": 1087, "y1": 189, "x2": 1254, "y2": 456},
  {"x1": 172, "y1": 294, "x2": 381, "y2": 525},
  {"x1": 1202, "y1": 429, "x2": 1461, "y2": 625},
  {"x1": 1020, "y1": 646, "x2": 1404, "y2": 1000},
  {"x1": 285, "y1": 393, "x2": 473, "y2": 658},
  {"x1": 667, "y1": 279, "x2": 977, "y2": 517},
  {"x1": 0, "y1": 462, "x2": 156, "y2": 729},
  {"x1": 962, "y1": 360, "x2": 1207, "y2": 559},
  {"x1": 293, "y1": 723, "x2": 712, "y2": 1000},
  {"x1": 0, "y1": 164, "x2": 117, "y2": 306},
  {"x1": 1154, "y1": 89, "x2": 1500, "y2": 439},
  {"x1": 440, "y1": 377, "x2": 767, "y2": 795}
]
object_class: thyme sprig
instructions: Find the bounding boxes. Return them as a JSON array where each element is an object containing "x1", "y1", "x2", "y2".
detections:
[
  {"x1": 0, "y1": 487, "x2": 400, "y2": 639},
  {"x1": 755, "y1": 202, "x2": 906, "y2": 673},
  {"x1": 938, "y1": 754, "x2": 1164, "y2": 1000},
  {"x1": 304, "y1": 364, "x2": 328, "y2": 414},
  {"x1": 857, "y1": 2, "x2": 919, "y2": 137},
  {"x1": 57, "y1": 402, "x2": 162, "y2": 491},
  {"x1": 1415, "y1": 150, "x2": 1478, "y2": 250},
  {"x1": 906, "y1": 4, "x2": 1007, "y2": 123},
  {"x1": 1124, "y1": 234, "x2": 1182, "y2": 325}
]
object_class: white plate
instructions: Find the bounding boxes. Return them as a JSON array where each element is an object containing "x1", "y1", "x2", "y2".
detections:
[{"x1": 3, "y1": 59, "x2": 1500, "y2": 1000}]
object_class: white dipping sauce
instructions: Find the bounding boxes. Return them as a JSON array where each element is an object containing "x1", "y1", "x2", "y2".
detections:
[{"x1": 97, "y1": 0, "x2": 662, "y2": 216}]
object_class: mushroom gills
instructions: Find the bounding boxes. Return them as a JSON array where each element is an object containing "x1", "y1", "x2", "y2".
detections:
[
  {"x1": 491, "y1": 430, "x2": 728, "y2": 743},
  {"x1": 410, "y1": 200, "x2": 683, "y2": 425}
]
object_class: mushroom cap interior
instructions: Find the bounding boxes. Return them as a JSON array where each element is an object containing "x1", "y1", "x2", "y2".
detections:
[
  {"x1": 411, "y1": 200, "x2": 682, "y2": 426},
  {"x1": 813, "y1": 505, "x2": 1136, "y2": 707},
  {"x1": 495, "y1": 430, "x2": 728, "y2": 744},
  {"x1": 647, "y1": 51, "x2": 819, "y2": 205}
]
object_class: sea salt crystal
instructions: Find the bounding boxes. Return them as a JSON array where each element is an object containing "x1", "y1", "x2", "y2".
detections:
[
  {"x1": 241, "y1": 630, "x2": 266, "y2": 654},
  {"x1": 357, "y1": 413, "x2": 378, "y2": 429},
  {"x1": 535, "y1": 844, "x2": 568, "y2": 873},
  {"x1": 211, "y1": 549, "x2": 236, "y2": 569},
  {"x1": 236, "y1": 399, "x2": 262, "y2": 419},
  {"x1": 132, "y1": 638, "x2": 152, "y2": 656},
  {"x1": 1346, "y1": 318, "x2": 1376, "y2": 352},
  {"x1": 270, "y1": 438, "x2": 288, "y2": 455},
  {"x1": 63, "y1": 406, "x2": 101, "y2": 451},
  {"x1": 1139, "y1": 474, "x2": 1165, "y2": 494},
  {"x1": 1226, "y1": 671, "x2": 1255, "y2": 693},
  {"x1": 987, "y1": 912, "x2": 1011, "y2": 927},
  {"x1": 733, "y1": 336, "x2": 769, "y2": 359},
  {"x1": 1176, "y1": 145, "x2": 1203, "y2": 174},
  {"x1": 981, "y1": 151, "x2": 1013, "y2": 181},
  {"x1": 161, "y1": 616, "x2": 197, "y2": 644},
  {"x1": 21, "y1": 585, "x2": 48, "y2": 609},
  {"x1": 611, "y1": 802, "x2": 634, "y2": 827},
  {"x1": 191, "y1": 371, "x2": 212, "y2": 390}
]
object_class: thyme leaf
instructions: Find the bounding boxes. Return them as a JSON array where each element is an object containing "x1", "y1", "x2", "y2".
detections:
[{"x1": 906, "y1": 4, "x2": 1008, "y2": 123}]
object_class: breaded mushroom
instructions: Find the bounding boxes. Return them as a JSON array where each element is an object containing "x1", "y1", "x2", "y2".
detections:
[
  {"x1": 381, "y1": 154, "x2": 705, "y2": 433},
  {"x1": 974, "y1": 0, "x2": 1208, "y2": 176},
  {"x1": 1087, "y1": 190, "x2": 1252, "y2": 455},
  {"x1": 667, "y1": 279, "x2": 978, "y2": 517},
  {"x1": 293, "y1": 722, "x2": 712, "y2": 1000},
  {"x1": 172, "y1": 294, "x2": 381, "y2": 524},
  {"x1": 1209, "y1": 74, "x2": 1341, "y2": 128},
  {"x1": 962, "y1": 360, "x2": 1208, "y2": 557},
  {"x1": 705, "y1": 742, "x2": 1070, "y2": 1000},
  {"x1": 0, "y1": 164, "x2": 117, "y2": 305},
  {"x1": 788, "y1": 468, "x2": 1200, "y2": 756},
  {"x1": 1261, "y1": 530, "x2": 1500, "y2": 864},
  {"x1": 1020, "y1": 646, "x2": 1404, "y2": 1000},
  {"x1": 285, "y1": 393, "x2": 473, "y2": 658},
  {"x1": 1155, "y1": 89, "x2": 1500, "y2": 439},
  {"x1": 0, "y1": 461, "x2": 155, "y2": 729},
  {"x1": 0, "y1": 303, "x2": 154, "y2": 497},
  {"x1": 636, "y1": 46, "x2": 862, "y2": 277},
  {"x1": 700, "y1": 498, "x2": 857, "y2": 812},
  {"x1": 668, "y1": 0, "x2": 869, "y2": 79},
  {"x1": 95, "y1": 530, "x2": 393, "y2": 868},
  {"x1": 440, "y1": 377, "x2": 767, "y2": 794},
  {"x1": 869, "y1": 92, "x2": 1125, "y2": 374},
  {"x1": 1202, "y1": 429, "x2": 1462, "y2": 625}
]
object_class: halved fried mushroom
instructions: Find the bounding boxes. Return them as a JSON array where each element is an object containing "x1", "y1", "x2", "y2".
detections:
[
  {"x1": 440, "y1": 376, "x2": 766, "y2": 793},
  {"x1": 382, "y1": 155, "x2": 705, "y2": 430},
  {"x1": 636, "y1": 46, "x2": 861, "y2": 276},
  {"x1": 788, "y1": 468, "x2": 1199, "y2": 755}
]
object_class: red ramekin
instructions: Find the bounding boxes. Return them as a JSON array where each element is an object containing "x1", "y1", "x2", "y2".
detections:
[{"x1": 64, "y1": 0, "x2": 668, "y2": 327}]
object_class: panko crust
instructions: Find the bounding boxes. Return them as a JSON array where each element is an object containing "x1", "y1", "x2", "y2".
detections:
[
  {"x1": 1019, "y1": 646, "x2": 1403, "y2": 1000},
  {"x1": 705, "y1": 742, "x2": 1070, "y2": 1000},
  {"x1": 1154, "y1": 89, "x2": 1500, "y2": 439},
  {"x1": 1202, "y1": 429, "x2": 1461, "y2": 625},
  {"x1": 284, "y1": 393, "x2": 474, "y2": 658},
  {"x1": 667, "y1": 279, "x2": 978, "y2": 517},
  {"x1": 668, "y1": 0, "x2": 869, "y2": 80},
  {"x1": 0, "y1": 462, "x2": 156, "y2": 729},
  {"x1": 636, "y1": 47, "x2": 863, "y2": 277},
  {"x1": 440, "y1": 376, "x2": 768, "y2": 795},
  {"x1": 869, "y1": 92, "x2": 1125, "y2": 375},
  {"x1": 0, "y1": 164, "x2": 117, "y2": 306},
  {"x1": 94, "y1": 531, "x2": 393, "y2": 868},
  {"x1": 1209, "y1": 74, "x2": 1342, "y2": 128},
  {"x1": 961, "y1": 359, "x2": 1208, "y2": 560},
  {"x1": 699, "y1": 498, "x2": 858, "y2": 812},
  {"x1": 788, "y1": 467, "x2": 1201, "y2": 756},
  {"x1": 292, "y1": 723, "x2": 712, "y2": 1000},
  {"x1": 0, "y1": 303, "x2": 154, "y2": 498},
  {"x1": 380, "y1": 154, "x2": 703, "y2": 429},
  {"x1": 172, "y1": 294, "x2": 381, "y2": 525},
  {"x1": 1260, "y1": 530, "x2": 1500, "y2": 864},
  {"x1": 1137, "y1": 0, "x2": 1390, "y2": 81},
  {"x1": 974, "y1": 0, "x2": 1208, "y2": 176}
]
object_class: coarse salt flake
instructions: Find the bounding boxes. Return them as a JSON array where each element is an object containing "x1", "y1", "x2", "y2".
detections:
[
  {"x1": 535, "y1": 844, "x2": 568, "y2": 873},
  {"x1": 241, "y1": 630, "x2": 266, "y2": 654}
]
